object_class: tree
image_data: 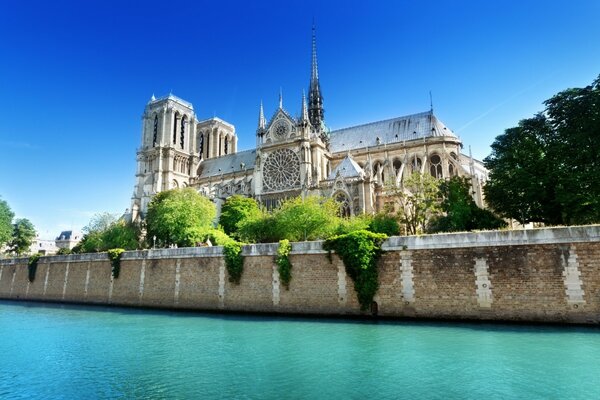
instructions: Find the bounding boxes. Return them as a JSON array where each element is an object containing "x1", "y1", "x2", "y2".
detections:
[
  {"x1": 273, "y1": 196, "x2": 340, "y2": 241},
  {"x1": 387, "y1": 172, "x2": 441, "y2": 235},
  {"x1": 146, "y1": 188, "x2": 216, "y2": 247},
  {"x1": 484, "y1": 114, "x2": 561, "y2": 224},
  {"x1": 219, "y1": 195, "x2": 261, "y2": 238},
  {"x1": 484, "y1": 76, "x2": 600, "y2": 225},
  {"x1": 0, "y1": 197, "x2": 14, "y2": 248},
  {"x1": 10, "y1": 218, "x2": 36, "y2": 255},
  {"x1": 74, "y1": 216, "x2": 141, "y2": 254},
  {"x1": 369, "y1": 212, "x2": 400, "y2": 236},
  {"x1": 237, "y1": 209, "x2": 279, "y2": 243},
  {"x1": 429, "y1": 176, "x2": 506, "y2": 232}
]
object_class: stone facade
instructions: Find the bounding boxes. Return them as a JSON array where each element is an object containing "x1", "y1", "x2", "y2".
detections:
[
  {"x1": 2, "y1": 226, "x2": 599, "y2": 324},
  {"x1": 129, "y1": 29, "x2": 486, "y2": 221}
]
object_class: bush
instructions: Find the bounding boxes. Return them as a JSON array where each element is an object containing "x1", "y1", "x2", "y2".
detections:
[
  {"x1": 237, "y1": 210, "x2": 279, "y2": 243},
  {"x1": 56, "y1": 248, "x2": 72, "y2": 255},
  {"x1": 276, "y1": 239, "x2": 292, "y2": 289},
  {"x1": 28, "y1": 254, "x2": 41, "y2": 282},
  {"x1": 369, "y1": 213, "x2": 400, "y2": 236},
  {"x1": 324, "y1": 230, "x2": 387, "y2": 311},
  {"x1": 219, "y1": 195, "x2": 261, "y2": 239},
  {"x1": 223, "y1": 241, "x2": 244, "y2": 284},
  {"x1": 273, "y1": 196, "x2": 340, "y2": 242},
  {"x1": 335, "y1": 214, "x2": 372, "y2": 235},
  {"x1": 107, "y1": 248, "x2": 125, "y2": 279}
]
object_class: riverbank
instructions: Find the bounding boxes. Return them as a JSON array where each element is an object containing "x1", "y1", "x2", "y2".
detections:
[{"x1": 1, "y1": 226, "x2": 599, "y2": 324}]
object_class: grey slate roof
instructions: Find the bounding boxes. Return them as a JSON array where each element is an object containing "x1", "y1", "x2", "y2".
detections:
[
  {"x1": 327, "y1": 155, "x2": 364, "y2": 180},
  {"x1": 329, "y1": 111, "x2": 457, "y2": 153},
  {"x1": 197, "y1": 149, "x2": 256, "y2": 179}
]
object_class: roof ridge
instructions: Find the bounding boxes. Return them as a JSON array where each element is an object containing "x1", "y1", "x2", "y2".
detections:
[{"x1": 330, "y1": 110, "x2": 433, "y2": 133}]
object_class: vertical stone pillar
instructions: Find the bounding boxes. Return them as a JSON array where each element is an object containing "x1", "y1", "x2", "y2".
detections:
[
  {"x1": 138, "y1": 259, "x2": 146, "y2": 305},
  {"x1": 174, "y1": 259, "x2": 181, "y2": 306},
  {"x1": 272, "y1": 265, "x2": 280, "y2": 306},
  {"x1": 218, "y1": 262, "x2": 225, "y2": 309},
  {"x1": 400, "y1": 251, "x2": 415, "y2": 303},
  {"x1": 562, "y1": 245, "x2": 585, "y2": 307},
  {"x1": 337, "y1": 263, "x2": 347, "y2": 306},
  {"x1": 474, "y1": 257, "x2": 493, "y2": 308}
]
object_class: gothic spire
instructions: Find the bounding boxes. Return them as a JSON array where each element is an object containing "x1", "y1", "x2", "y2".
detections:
[
  {"x1": 301, "y1": 90, "x2": 309, "y2": 123},
  {"x1": 308, "y1": 23, "x2": 324, "y2": 128},
  {"x1": 258, "y1": 100, "x2": 266, "y2": 130}
]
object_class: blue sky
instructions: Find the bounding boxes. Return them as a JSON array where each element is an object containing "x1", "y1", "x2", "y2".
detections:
[{"x1": 1, "y1": 0, "x2": 599, "y2": 238}]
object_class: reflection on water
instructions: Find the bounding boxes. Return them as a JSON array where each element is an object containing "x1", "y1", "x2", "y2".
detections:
[{"x1": 1, "y1": 301, "x2": 599, "y2": 399}]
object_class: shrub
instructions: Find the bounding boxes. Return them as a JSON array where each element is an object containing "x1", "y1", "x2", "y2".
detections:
[
  {"x1": 219, "y1": 195, "x2": 261, "y2": 239},
  {"x1": 223, "y1": 241, "x2": 244, "y2": 284},
  {"x1": 28, "y1": 253, "x2": 41, "y2": 282},
  {"x1": 369, "y1": 213, "x2": 400, "y2": 236},
  {"x1": 107, "y1": 248, "x2": 125, "y2": 279},
  {"x1": 324, "y1": 230, "x2": 387, "y2": 311},
  {"x1": 276, "y1": 239, "x2": 292, "y2": 289}
]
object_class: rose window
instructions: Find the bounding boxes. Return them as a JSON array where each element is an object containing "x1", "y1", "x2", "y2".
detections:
[{"x1": 263, "y1": 149, "x2": 301, "y2": 191}]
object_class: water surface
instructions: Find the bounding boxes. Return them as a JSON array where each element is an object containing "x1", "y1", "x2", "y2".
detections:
[{"x1": 1, "y1": 301, "x2": 599, "y2": 399}]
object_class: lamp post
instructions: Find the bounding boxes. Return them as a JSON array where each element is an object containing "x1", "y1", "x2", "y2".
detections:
[{"x1": 153, "y1": 235, "x2": 156, "y2": 249}]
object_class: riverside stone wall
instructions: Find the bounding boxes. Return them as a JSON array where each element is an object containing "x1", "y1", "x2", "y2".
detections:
[{"x1": 1, "y1": 226, "x2": 599, "y2": 324}]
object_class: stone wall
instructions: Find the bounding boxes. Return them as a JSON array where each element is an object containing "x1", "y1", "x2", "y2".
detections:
[{"x1": 1, "y1": 226, "x2": 599, "y2": 324}]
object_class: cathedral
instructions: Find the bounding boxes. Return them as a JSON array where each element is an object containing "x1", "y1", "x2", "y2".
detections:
[{"x1": 129, "y1": 29, "x2": 487, "y2": 222}]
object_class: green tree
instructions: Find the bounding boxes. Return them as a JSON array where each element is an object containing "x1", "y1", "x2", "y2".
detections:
[
  {"x1": 74, "y1": 213, "x2": 141, "y2": 253},
  {"x1": 0, "y1": 197, "x2": 14, "y2": 248},
  {"x1": 369, "y1": 212, "x2": 400, "y2": 236},
  {"x1": 10, "y1": 218, "x2": 36, "y2": 255},
  {"x1": 146, "y1": 188, "x2": 216, "y2": 247},
  {"x1": 237, "y1": 209, "x2": 279, "y2": 243},
  {"x1": 274, "y1": 196, "x2": 340, "y2": 241},
  {"x1": 387, "y1": 172, "x2": 441, "y2": 235},
  {"x1": 429, "y1": 176, "x2": 506, "y2": 232},
  {"x1": 219, "y1": 195, "x2": 261, "y2": 238},
  {"x1": 484, "y1": 114, "x2": 561, "y2": 224},
  {"x1": 544, "y1": 76, "x2": 600, "y2": 224}
]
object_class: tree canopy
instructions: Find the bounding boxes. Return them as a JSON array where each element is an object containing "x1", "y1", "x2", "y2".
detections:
[
  {"x1": 0, "y1": 197, "x2": 14, "y2": 247},
  {"x1": 484, "y1": 75, "x2": 600, "y2": 225},
  {"x1": 10, "y1": 218, "x2": 36, "y2": 255},
  {"x1": 145, "y1": 188, "x2": 216, "y2": 247},
  {"x1": 74, "y1": 213, "x2": 140, "y2": 253},
  {"x1": 218, "y1": 195, "x2": 261, "y2": 239}
]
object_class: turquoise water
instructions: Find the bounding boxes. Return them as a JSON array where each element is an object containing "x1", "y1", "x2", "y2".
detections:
[{"x1": 1, "y1": 301, "x2": 599, "y2": 399}]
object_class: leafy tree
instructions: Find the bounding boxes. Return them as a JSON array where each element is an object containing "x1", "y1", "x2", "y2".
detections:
[
  {"x1": 386, "y1": 172, "x2": 441, "y2": 235},
  {"x1": 74, "y1": 213, "x2": 140, "y2": 253},
  {"x1": 484, "y1": 114, "x2": 561, "y2": 224},
  {"x1": 369, "y1": 212, "x2": 400, "y2": 236},
  {"x1": 484, "y1": 76, "x2": 600, "y2": 225},
  {"x1": 429, "y1": 176, "x2": 506, "y2": 232},
  {"x1": 219, "y1": 195, "x2": 260, "y2": 238},
  {"x1": 0, "y1": 197, "x2": 14, "y2": 248},
  {"x1": 274, "y1": 196, "x2": 340, "y2": 241},
  {"x1": 335, "y1": 213, "x2": 373, "y2": 235},
  {"x1": 10, "y1": 218, "x2": 36, "y2": 255},
  {"x1": 146, "y1": 188, "x2": 216, "y2": 247},
  {"x1": 544, "y1": 76, "x2": 600, "y2": 224},
  {"x1": 237, "y1": 209, "x2": 279, "y2": 243}
]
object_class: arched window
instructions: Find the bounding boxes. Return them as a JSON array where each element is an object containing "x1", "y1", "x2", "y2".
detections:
[
  {"x1": 411, "y1": 156, "x2": 422, "y2": 174},
  {"x1": 393, "y1": 159, "x2": 402, "y2": 175},
  {"x1": 429, "y1": 154, "x2": 443, "y2": 178},
  {"x1": 373, "y1": 161, "x2": 385, "y2": 183},
  {"x1": 152, "y1": 114, "x2": 158, "y2": 146},
  {"x1": 198, "y1": 133, "x2": 204, "y2": 157},
  {"x1": 334, "y1": 192, "x2": 351, "y2": 218},
  {"x1": 449, "y1": 152, "x2": 458, "y2": 177},
  {"x1": 224, "y1": 137, "x2": 229, "y2": 155},
  {"x1": 180, "y1": 115, "x2": 186, "y2": 149},
  {"x1": 206, "y1": 132, "x2": 210, "y2": 158},
  {"x1": 173, "y1": 112, "x2": 180, "y2": 145}
]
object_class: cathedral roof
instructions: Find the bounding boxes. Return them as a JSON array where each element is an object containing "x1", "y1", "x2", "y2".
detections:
[
  {"x1": 196, "y1": 149, "x2": 256, "y2": 179},
  {"x1": 327, "y1": 154, "x2": 364, "y2": 180},
  {"x1": 328, "y1": 111, "x2": 457, "y2": 153},
  {"x1": 148, "y1": 94, "x2": 194, "y2": 109}
]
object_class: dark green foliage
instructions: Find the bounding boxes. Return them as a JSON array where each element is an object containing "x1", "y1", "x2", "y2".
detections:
[
  {"x1": 237, "y1": 210, "x2": 279, "y2": 243},
  {"x1": 56, "y1": 248, "x2": 72, "y2": 255},
  {"x1": 146, "y1": 188, "x2": 216, "y2": 247},
  {"x1": 223, "y1": 241, "x2": 244, "y2": 284},
  {"x1": 219, "y1": 195, "x2": 260, "y2": 239},
  {"x1": 10, "y1": 218, "x2": 36, "y2": 255},
  {"x1": 107, "y1": 248, "x2": 125, "y2": 279},
  {"x1": 28, "y1": 254, "x2": 40, "y2": 282},
  {"x1": 369, "y1": 213, "x2": 400, "y2": 236},
  {"x1": 198, "y1": 228, "x2": 234, "y2": 246},
  {"x1": 485, "y1": 76, "x2": 600, "y2": 225},
  {"x1": 276, "y1": 239, "x2": 292, "y2": 289},
  {"x1": 334, "y1": 214, "x2": 372, "y2": 235},
  {"x1": 323, "y1": 230, "x2": 387, "y2": 311},
  {"x1": 74, "y1": 217, "x2": 140, "y2": 253},
  {"x1": 0, "y1": 197, "x2": 14, "y2": 248},
  {"x1": 429, "y1": 177, "x2": 506, "y2": 232}
]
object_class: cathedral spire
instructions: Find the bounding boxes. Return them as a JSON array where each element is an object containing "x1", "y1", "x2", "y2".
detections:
[
  {"x1": 258, "y1": 100, "x2": 266, "y2": 130},
  {"x1": 308, "y1": 23, "x2": 324, "y2": 128}
]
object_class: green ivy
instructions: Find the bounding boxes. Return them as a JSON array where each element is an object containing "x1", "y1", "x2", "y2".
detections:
[
  {"x1": 323, "y1": 230, "x2": 387, "y2": 311},
  {"x1": 223, "y1": 241, "x2": 244, "y2": 284},
  {"x1": 28, "y1": 254, "x2": 41, "y2": 283},
  {"x1": 276, "y1": 239, "x2": 292, "y2": 289},
  {"x1": 107, "y1": 248, "x2": 125, "y2": 279}
]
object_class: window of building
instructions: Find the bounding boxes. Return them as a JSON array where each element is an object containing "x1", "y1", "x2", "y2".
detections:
[
  {"x1": 180, "y1": 116, "x2": 186, "y2": 149},
  {"x1": 153, "y1": 115, "x2": 158, "y2": 146},
  {"x1": 429, "y1": 154, "x2": 443, "y2": 178}
]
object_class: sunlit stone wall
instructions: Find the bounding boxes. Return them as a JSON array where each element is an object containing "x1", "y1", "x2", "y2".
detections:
[{"x1": 1, "y1": 226, "x2": 599, "y2": 324}]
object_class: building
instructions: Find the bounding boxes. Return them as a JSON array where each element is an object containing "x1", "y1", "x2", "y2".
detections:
[
  {"x1": 55, "y1": 230, "x2": 83, "y2": 251},
  {"x1": 29, "y1": 237, "x2": 58, "y2": 255},
  {"x1": 129, "y1": 28, "x2": 486, "y2": 221}
]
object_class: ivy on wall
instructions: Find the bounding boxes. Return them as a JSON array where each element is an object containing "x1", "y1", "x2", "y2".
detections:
[
  {"x1": 223, "y1": 241, "x2": 244, "y2": 284},
  {"x1": 323, "y1": 230, "x2": 387, "y2": 311},
  {"x1": 28, "y1": 254, "x2": 41, "y2": 282},
  {"x1": 276, "y1": 239, "x2": 292, "y2": 289},
  {"x1": 107, "y1": 248, "x2": 125, "y2": 279}
]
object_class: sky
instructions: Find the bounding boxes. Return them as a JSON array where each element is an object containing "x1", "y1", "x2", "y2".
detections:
[{"x1": 1, "y1": 0, "x2": 599, "y2": 238}]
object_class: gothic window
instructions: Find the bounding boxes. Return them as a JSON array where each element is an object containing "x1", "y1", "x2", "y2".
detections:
[
  {"x1": 334, "y1": 191, "x2": 351, "y2": 218},
  {"x1": 198, "y1": 133, "x2": 204, "y2": 157},
  {"x1": 411, "y1": 156, "x2": 422, "y2": 174},
  {"x1": 224, "y1": 137, "x2": 229, "y2": 155},
  {"x1": 429, "y1": 154, "x2": 443, "y2": 178},
  {"x1": 262, "y1": 148, "x2": 301, "y2": 191},
  {"x1": 173, "y1": 112, "x2": 180, "y2": 145},
  {"x1": 449, "y1": 152, "x2": 458, "y2": 177},
  {"x1": 373, "y1": 161, "x2": 385, "y2": 183},
  {"x1": 393, "y1": 159, "x2": 402, "y2": 175},
  {"x1": 206, "y1": 132, "x2": 210, "y2": 158},
  {"x1": 152, "y1": 115, "x2": 158, "y2": 146},
  {"x1": 180, "y1": 116, "x2": 186, "y2": 149}
]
